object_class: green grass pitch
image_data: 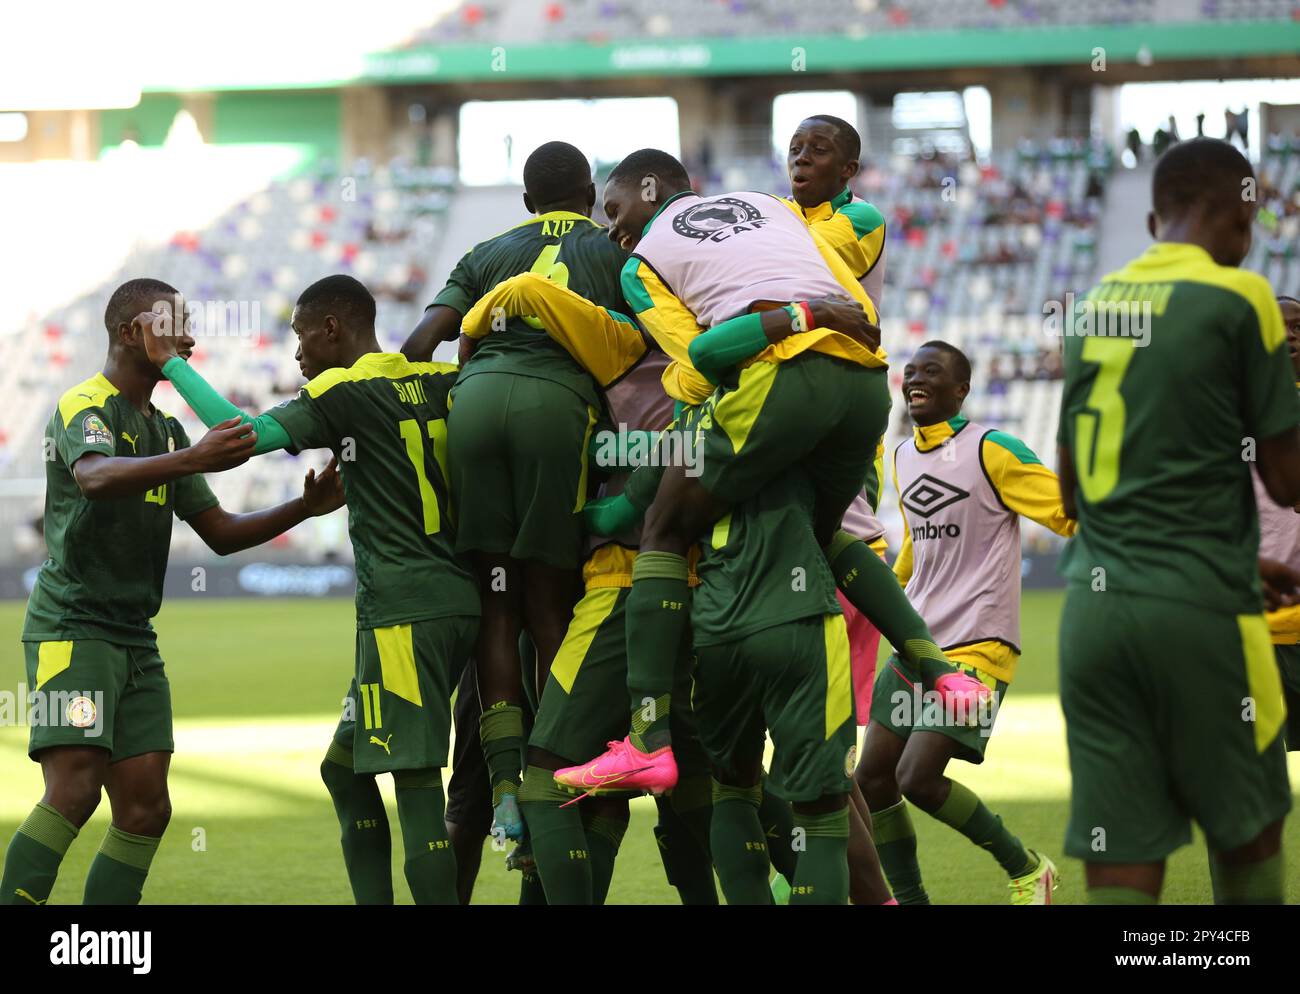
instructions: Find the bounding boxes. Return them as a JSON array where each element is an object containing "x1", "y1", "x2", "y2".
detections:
[{"x1": 2, "y1": 591, "x2": 1298, "y2": 904}]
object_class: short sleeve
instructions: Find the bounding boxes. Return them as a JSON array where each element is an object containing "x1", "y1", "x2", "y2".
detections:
[
  {"x1": 1240, "y1": 297, "x2": 1300, "y2": 442},
  {"x1": 168, "y1": 422, "x2": 220, "y2": 521},
  {"x1": 56, "y1": 404, "x2": 117, "y2": 467},
  {"x1": 264, "y1": 389, "x2": 334, "y2": 454},
  {"x1": 429, "y1": 251, "x2": 479, "y2": 316}
]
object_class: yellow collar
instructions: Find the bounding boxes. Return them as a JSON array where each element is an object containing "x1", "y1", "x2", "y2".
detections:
[{"x1": 913, "y1": 415, "x2": 969, "y2": 452}]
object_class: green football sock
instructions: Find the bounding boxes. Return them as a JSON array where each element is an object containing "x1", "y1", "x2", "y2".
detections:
[
  {"x1": 872, "y1": 800, "x2": 930, "y2": 905},
  {"x1": 626, "y1": 552, "x2": 689, "y2": 752},
  {"x1": 1210, "y1": 851, "x2": 1285, "y2": 905},
  {"x1": 517, "y1": 765, "x2": 592, "y2": 904},
  {"x1": 1089, "y1": 886, "x2": 1158, "y2": 905},
  {"x1": 583, "y1": 812, "x2": 628, "y2": 905},
  {"x1": 654, "y1": 791, "x2": 718, "y2": 905},
  {"x1": 320, "y1": 742, "x2": 394, "y2": 904},
  {"x1": 710, "y1": 780, "x2": 772, "y2": 905},
  {"x1": 824, "y1": 531, "x2": 958, "y2": 686},
  {"x1": 519, "y1": 864, "x2": 548, "y2": 905},
  {"x1": 392, "y1": 769, "x2": 457, "y2": 905},
  {"x1": 83, "y1": 826, "x2": 160, "y2": 905},
  {"x1": 932, "y1": 780, "x2": 1034, "y2": 877},
  {"x1": 1, "y1": 802, "x2": 78, "y2": 905},
  {"x1": 759, "y1": 779, "x2": 799, "y2": 880},
  {"x1": 790, "y1": 807, "x2": 850, "y2": 905},
  {"x1": 480, "y1": 704, "x2": 526, "y2": 805}
]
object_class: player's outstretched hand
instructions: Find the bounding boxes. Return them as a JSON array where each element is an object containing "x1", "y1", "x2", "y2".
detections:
[
  {"x1": 1259, "y1": 556, "x2": 1300, "y2": 611},
  {"x1": 189, "y1": 417, "x2": 257, "y2": 473},
  {"x1": 303, "y1": 456, "x2": 345, "y2": 516},
  {"x1": 809, "y1": 295, "x2": 881, "y2": 352},
  {"x1": 133, "y1": 310, "x2": 185, "y2": 368}
]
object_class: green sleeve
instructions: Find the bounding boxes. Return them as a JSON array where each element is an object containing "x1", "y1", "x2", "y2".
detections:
[
  {"x1": 1240, "y1": 305, "x2": 1300, "y2": 442},
  {"x1": 168, "y1": 421, "x2": 220, "y2": 521},
  {"x1": 582, "y1": 493, "x2": 644, "y2": 537},
  {"x1": 687, "y1": 311, "x2": 771, "y2": 384},
  {"x1": 162, "y1": 357, "x2": 293, "y2": 455},
  {"x1": 429, "y1": 251, "x2": 478, "y2": 316}
]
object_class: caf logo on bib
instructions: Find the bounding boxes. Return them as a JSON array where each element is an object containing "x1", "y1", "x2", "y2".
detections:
[
  {"x1": 66, "y1": 695, "x2": 97, "y2": 729},
  {"x1": 672, "y1": 197, "x2": 765, "y2": 241},
  {"x1": 844, "y1": 744, "x2": 858, "y2": 778}
]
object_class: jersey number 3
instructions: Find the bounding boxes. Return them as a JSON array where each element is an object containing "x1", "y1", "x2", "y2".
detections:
[
  {"x1": 398, "y1": 418, "x2": 449, "y2": 534},
  {"x1": 1075, "y1": 336, "x2": 1135, "y2": 503}
]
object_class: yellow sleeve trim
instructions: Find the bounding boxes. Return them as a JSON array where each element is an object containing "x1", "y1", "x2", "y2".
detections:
[{"x1": 58, "y1": 373, "x2": 118, "y2": 426}]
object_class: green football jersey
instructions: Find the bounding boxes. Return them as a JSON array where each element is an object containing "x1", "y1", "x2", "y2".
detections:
[
  {"x1": 23, "y1": 372, "x2": 219, "y2": 648},
  {"x1": 267, "y1": 352, "x2": 479, "y2": 629},
  {"x1": 431, "y1": 210, "x2": 629, "y2": 410},
  {"x1": 1058, "y1": 242, "x2": 1298, "y2": 614},
  {"x1": 692, "y1": 467, "x2": 842, "y2": 647}
]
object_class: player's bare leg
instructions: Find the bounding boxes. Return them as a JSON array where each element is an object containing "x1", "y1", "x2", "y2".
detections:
[
  {"x1": 84, "y1": 750, "x2": 171, "y2": 904},
  {"x1": 1085, "y1": 861, "x2": 1165, "y2": 903},
  {"x1": 1208, "y1": 819, "x2": 1285, "y2": 905},
  {"x1": 521, "y1": 560, "x2": 581, "y2": 693},
  {"x1": 897, "y1": 731, "x2": 1052, "y2": 904},
  {"x1": 847, "y1": 780, "x2": 893, "y2": 905},
  {"x1": 1, "y1": 746, "x2": 107, "y2": 905}
]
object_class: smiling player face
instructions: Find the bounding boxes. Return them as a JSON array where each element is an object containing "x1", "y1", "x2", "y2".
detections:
[
  {"x1": 602, "y1": 174, "x2": 661, "y2": 252},
  {"x1": 901, "y1": 345, "x2": 969, "y2": 426}
]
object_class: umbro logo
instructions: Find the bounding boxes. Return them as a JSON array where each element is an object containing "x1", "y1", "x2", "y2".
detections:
[{"x1": 901, "y1": 474, "x2": 969, "y2": 519}]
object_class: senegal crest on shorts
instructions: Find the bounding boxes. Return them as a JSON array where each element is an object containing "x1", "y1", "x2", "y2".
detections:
[
  {"x1": 82, "y1": 414, "x2": 112, "y2": 446},
  {"x1": 671, "y1": 197, "x2": 765, "y2": 242}
]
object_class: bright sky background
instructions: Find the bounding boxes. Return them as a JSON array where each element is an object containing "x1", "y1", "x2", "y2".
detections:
[
  {"x1": 457, "y1": 98, "x2": 681, "y2": 186},
  {"x1": 1118, "y1": 78, "x2": 1300, "y2": 146}
]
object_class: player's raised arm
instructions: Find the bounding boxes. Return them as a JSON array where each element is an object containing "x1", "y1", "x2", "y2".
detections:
[
  {"x1": 461, "y1": 271, "x2": 647, "y2": 387},
  {"x1": 186, "y1": 456, "x2": 345, "y2": 555},
  {"x1": 402, "y1": 304, "x2": 462, "y2": 362},
  {"x1": 980, "y1": 431, "x2": 1076, "y2": 536},
  {"x1": 138, "y1": 311, "x2": 295, "y2": 455}
]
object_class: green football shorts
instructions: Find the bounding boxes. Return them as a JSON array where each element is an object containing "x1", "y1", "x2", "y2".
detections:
[
  {"x1": 529, "y1": 583, "x2": 708, "y2": 780},
  {"x1": 696, "y1": 352, "x2": 890, "y2": 524},
  {"x1": 334, "y1": 616, "x2": 477, "y2": 774},
  {"x1": 448, "y1": 371, "x2": 602, "y2": 570},
  {"x1": 24, "y1": 639, "x2": 173, "y2": 761},
  {"x1": 692, "y1": 613, "x2": 856, "y2": 803},
  {"x1": 1060, "y1": 585, "x2": 1291, "y2": 862}
]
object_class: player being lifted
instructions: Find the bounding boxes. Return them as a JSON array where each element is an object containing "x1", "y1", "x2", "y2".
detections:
[
  {"x1": 1253, "y1": 294, "x2": 1300, "y2": 752},
  {"x1": 555, "y1": 148, "x2": 988, "y2": 794},
  {"x1": 401, "y1": 142, "x2": 628, "y2": 842},
  {"x1": 1058, "y1": 138, "x2": 1300, "y2": 905},
  {"x1": 143, "y1": 275, "x2": 480, "y2": 905},
  {"x1": 1, "y1": 279, "x2": 344, "y2": 906},
  {"x1": 859, "y1": 341, "x2": 1070, "y2": 904}
]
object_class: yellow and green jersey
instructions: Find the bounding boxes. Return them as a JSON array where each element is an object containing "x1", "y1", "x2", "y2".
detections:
[
  {"x1": 1059, "y1": 242, "x2": 1299, "y2": 615},
  {"x1": 23, "y1": 373, "x2": 219, "y2": 648},
  {"x1": 784, "y1": 187, "x2": 887, "y2": 312},
  {"x1": 431, "y1": 210, "x2": 629, "y2": 411},
  {"x1": 267, "y1": 353, "x2": 479, "y2": 629}
]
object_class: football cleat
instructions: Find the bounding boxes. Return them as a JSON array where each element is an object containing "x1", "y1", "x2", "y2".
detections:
[
  {"x1": 1009, "y1": 850, "x2": 1059, "y2": 905},
  {"x1": 553, "y1": 737, "x2": 678, "y2": 795}
]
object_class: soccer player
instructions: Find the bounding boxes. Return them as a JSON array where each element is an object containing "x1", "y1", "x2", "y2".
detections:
[
  {"x1": 471, "y1": 272, "x2": 897, "y2": 904},
  {"x1": 401, "y1": 141, "x2": 629, "y2": 841},
  {"x1": 1255, "y1": 294, "x2": 1300, "y2": 751},
  {"x1": 557, "y1": 148, "x2": 987, "y2": 794},
  {"x1": 1, "y1": 278, "x2": 344, "y2": 906},
  {"x1": 1057, "y1": 138, "x2": 1300, "y2": 905},
  {"x1": 457, "y1": 273, "x2": 712, "y2": 904},
  {"x1": 142, "y1": 274, "x2": 480, "y2": 905},
  {"x1": 859, "y1": 340, "x2": 1071, "y2": 905}
]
